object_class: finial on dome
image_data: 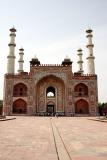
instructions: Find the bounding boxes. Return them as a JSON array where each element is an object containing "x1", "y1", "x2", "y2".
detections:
[
  {"x1": 62, "y1": 54, "x2": 72, "y2": 66},
  {"x1": 30, "y1": 54, "x2": 40, "y2": 66},
  {"x1": 86, "y1": 27, "x2": 93, "y2": 33},
  {"x1": 33, "y1": 54, "x2": 37, "y2": 59},
  {"x1": 10, "y1": 26, "x2": 17, "y2": 32},
  {"x1": 77, "y1": 48, "x2": 82, "y2": 52},
  {"x1": 65, "y1": 54, "x2": 69, "y2": 59},
  {"x1": 19, "y1": 47, "x2": 24, "y2": 51}
]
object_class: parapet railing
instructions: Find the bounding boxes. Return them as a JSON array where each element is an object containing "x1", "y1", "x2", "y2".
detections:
[
  {"x1": 30, "y1": 63, "x2": 73, "y2": 67},
  {"x1": 73, "y1": 73, "x2": 97, "y2": 77},
  {"x1": 72, "y1": 73, "x2": 97, "y2": 79}
]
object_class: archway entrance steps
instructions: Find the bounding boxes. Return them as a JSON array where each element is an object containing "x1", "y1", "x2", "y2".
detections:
[{"x1": 50, "y1": 118, "x2": 72, "y2": 160}]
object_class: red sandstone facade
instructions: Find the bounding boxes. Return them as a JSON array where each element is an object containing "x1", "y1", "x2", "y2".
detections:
[
  {"x1": 3, "y1": 58, "x2": 98, "y2": 116},
  {"x1": 3, "y1": 27, "x2": 98, "y2": 116}
]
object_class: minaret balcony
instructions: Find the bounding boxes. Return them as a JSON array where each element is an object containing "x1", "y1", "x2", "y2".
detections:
[{"x1": 8, "y1": 43, "x2": 16, "y2": 47}]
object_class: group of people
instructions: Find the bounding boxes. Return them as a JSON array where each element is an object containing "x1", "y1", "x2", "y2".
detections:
[{"x1": 47, "y1": 112, "x2": 59, "y2": 117}]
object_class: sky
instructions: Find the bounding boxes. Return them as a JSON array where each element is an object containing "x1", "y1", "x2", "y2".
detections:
[{"x1": 0, "y1": 0, "x2": 107, "y2": 102}]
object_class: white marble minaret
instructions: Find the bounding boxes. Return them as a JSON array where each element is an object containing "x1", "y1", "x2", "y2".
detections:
[
  {"x1": 86, "y1": 28, "x2": 95, "y2": 74},
  {"x1": 77, "y1": 48, "x2": 83, "y2": 73},
  {"x1": 18, "y1": 48, "x2": 24, "y2": 73},
  {"x1": 7, "y1": 27, "x2": 16, "y2": 74}
]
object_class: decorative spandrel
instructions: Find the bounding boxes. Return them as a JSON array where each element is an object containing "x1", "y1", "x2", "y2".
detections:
[{"x1": 34, "y1": 72, "x2": 67, "y2": 84}]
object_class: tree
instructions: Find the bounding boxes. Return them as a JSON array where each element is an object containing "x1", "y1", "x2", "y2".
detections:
[
  {"x1": 0, "y1": 100, "x2": 3, "y2": 107},
  {"x1": 98, "y1": 102, "x2": 107, "y2": 115}
]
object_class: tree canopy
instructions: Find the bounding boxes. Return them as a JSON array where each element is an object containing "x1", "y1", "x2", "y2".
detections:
[
  {"x1": 0, "y1": 100, "x2": 3, "y2": 107},
  {"x1": 98, "y1": 102, "x2": 107, "y2": 108}
]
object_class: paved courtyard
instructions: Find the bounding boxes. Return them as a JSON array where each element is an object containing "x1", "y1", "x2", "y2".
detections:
[{"x1": 0, "y1": 117, "x2": 107, "y2": 160}]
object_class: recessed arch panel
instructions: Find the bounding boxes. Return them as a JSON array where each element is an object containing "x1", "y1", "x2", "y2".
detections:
[
  {"x1": 75, "y1": 99, "x2": 89, "y2": 114},
  {"x1": 74, "y1": 83, "x2": 88, "y2": 96},
  {"x1": 13, "y1": 83, "x2": 27, "y2": 97},
  {"x1": 36, "y1": 75, "x2": 65, "y2": 113},
  {"x1": 13, "y1": 99, "x2": 27, "y2": 114}
]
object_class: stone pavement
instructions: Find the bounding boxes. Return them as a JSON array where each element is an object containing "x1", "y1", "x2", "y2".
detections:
[{"x1": 0, "y1": 116, "x2": 107, "y2": 160}]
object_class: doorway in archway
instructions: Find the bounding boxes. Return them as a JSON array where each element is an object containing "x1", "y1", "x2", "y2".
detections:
[{"x1": 47, "y1": 104, "x2": 54, "y2": 115}]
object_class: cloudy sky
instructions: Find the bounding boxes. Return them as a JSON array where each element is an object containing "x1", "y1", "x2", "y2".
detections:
[{"x1": 0, "y1": 0, "x2": 107, "y2": 102}]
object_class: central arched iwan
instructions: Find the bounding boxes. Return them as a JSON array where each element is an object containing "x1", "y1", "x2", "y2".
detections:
[{"x1": 36, "y1": 75, "x2": 65, "y2": 113}]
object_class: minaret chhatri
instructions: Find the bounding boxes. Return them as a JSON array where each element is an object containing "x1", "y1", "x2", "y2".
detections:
[
  {"x1": 86, "y1": 28, "x2": 95, "y2": 74},
  {"x1": 7, "y1": 27, "x2": 16, "y2": 74},
  {"x1": 77, "y1": 48, "x2": 83, "y2": 73},
  {"x1": 18, "y1": 48, "x2": 24, "y2": 73}
]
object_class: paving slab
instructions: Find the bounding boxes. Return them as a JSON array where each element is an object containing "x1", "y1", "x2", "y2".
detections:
[
  {"x1": 0, "y1": 117, "x2": 57, "y2": 160},
  {"x1": 0, "y1": 116, "x2": 107, "y2": 160},
  {"x1": 52, "y1": 117, "x2": 107, "y2": 160}
]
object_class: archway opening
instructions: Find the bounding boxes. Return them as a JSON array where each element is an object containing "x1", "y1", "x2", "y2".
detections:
[
  {"x1": 75, "y1": 99, "x2": 89, "y2": 114},
  {"x1": 47, "y1": 104, "x2": 55, "y2": 115},
  {"x1": 13, "y1": 99, "x2": 27, "y2": 114},
  {"x1": 36, "y1": 75, "x2": 65, "y2": 114},
  {"x1": 46, "y1": 86, "x2": 55, "y2": 97}
]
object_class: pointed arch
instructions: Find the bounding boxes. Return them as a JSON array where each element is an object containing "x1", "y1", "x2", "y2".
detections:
[
  {"x1": 36, "y1": 74, "x2": 65, "y2": 113},
  {"x1": 74, "y1": 83, "x2": 88, "y2": 96},
  {"x1": 13, "y1": 83, "x2": 27, "y2": 97},
  {"x1": 13, "y1": 99, "x2": 27, "y2": 114},
  {"x1": 75, "y1": 99, "x2": 89, "y2": 114},
  {"x1": 46, "y1": 86, "x2": 55, "y2": 97}
]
